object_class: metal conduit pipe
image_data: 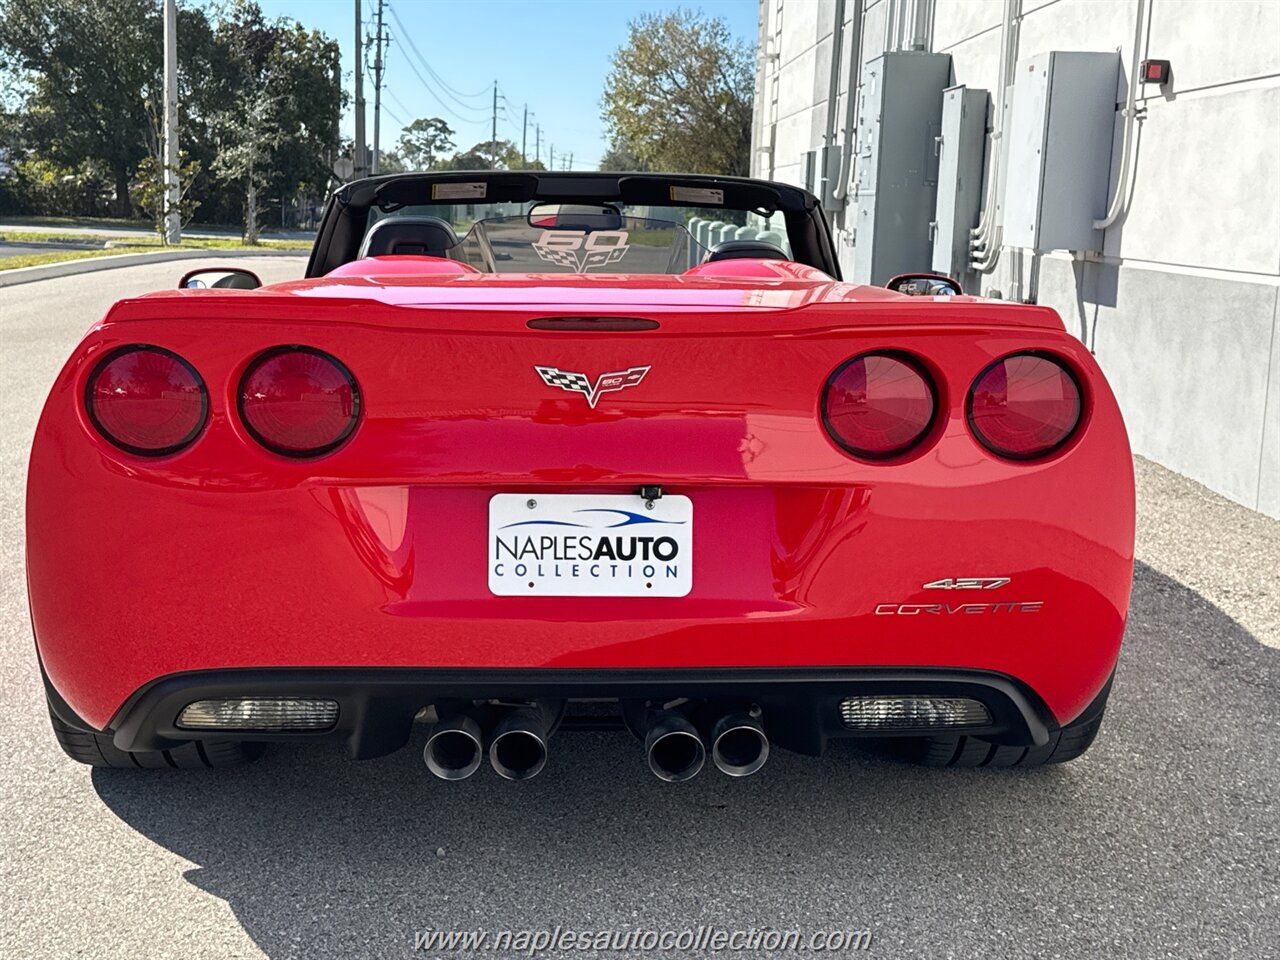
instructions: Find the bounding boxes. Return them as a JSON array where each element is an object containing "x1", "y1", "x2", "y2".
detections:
[
  {"x1": 824, "y1": 0, "x2": 847, "y2": 149},
  {"x1": 831, "y1": 0, "x2": 866, "y2": 204},
  {"x1": 1093, "y1": 0, "x2": 1152, "y2": 230},
  {"x1": 970, "y1": 0, "x2": 1022, "y2": 273},
  {"x1": 971, "y1": 0, "x2": 1020, "y2": 249}
]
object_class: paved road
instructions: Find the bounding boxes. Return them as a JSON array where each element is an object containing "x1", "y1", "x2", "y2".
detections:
[{"x1": 2, "y1": 261, "x2": 1278, "y2": 959}]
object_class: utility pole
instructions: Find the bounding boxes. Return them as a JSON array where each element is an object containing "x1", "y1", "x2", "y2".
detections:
[
  {"x1": 371, "y1": 0, "x2": 386, "y2": 174},
  {"x1": 567, "y1": 152, "x2": 573, "y2": 171},
  {"x1": 534, "y1": 124, "x2": 541, "y2": 168},
  {"x1": 491, "y1": 81, "x2": 498, "y2": 165},
  {"x1": 162, "y1": 0, "x2": 180, "y2": 244},
  {"x1": 549, "y1": 144, "x2": 554, "y2": 171},
  {"x1": 353, "y1": 0, "x2": 366, "y2": 177},
  {"x1": 521, "y1": 105, "x2": 528, "y2": 166}
]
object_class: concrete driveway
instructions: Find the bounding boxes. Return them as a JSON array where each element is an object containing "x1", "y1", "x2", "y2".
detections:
[{"x1": 2, "y1": 260, "x2": 1277, "y2": 958}]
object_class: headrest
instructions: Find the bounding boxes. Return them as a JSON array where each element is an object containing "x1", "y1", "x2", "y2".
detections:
[
  {"x1": 359, "y1": 216, "x2": 460, "y2": 258},
  {"x1": 704, "y1": 239, "x2": 789, "y2": 263}
]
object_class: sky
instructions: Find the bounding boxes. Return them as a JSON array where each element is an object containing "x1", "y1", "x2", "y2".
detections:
[{"x1": 257, "y1": 0, "x2": 758, "y2": 169}]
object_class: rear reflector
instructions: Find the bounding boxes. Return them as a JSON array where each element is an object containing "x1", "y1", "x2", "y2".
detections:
[
  {"x1": 839, "y1": 696, "x2": 991, "y2": 731},
  {"x1": 176, "y1": 698, "x2": 339, "y2": 731}
]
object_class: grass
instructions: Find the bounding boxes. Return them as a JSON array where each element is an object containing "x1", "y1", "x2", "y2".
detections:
[
  {"x1": 0, "y1": 247, "x2": 158, "y2": 270},
  {"x1": 0, "y1": 229, "x2": 310, "y2": 250},
  {"x1": 2, "y1": 214, "x2": 306, "y2": 237},
  {"x1": 0, "y1": 230, "x2": 311, "y2": 272},
  {"x1": 1, "y1": 214, "x2": 154, "y2": 230}
]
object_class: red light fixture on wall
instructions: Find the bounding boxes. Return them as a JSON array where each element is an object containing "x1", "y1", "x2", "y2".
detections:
[{"x1": 1140, "y1": 59, "x2": 1171, "y2": 85}]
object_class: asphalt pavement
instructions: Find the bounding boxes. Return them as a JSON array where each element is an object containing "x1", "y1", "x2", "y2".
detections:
[{"x1": 1, "y1": 260, "x2": 1277, "y2": 959}]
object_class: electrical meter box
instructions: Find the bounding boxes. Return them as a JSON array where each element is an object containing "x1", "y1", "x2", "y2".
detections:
[
  {"x1": 1004, "y1": 51, "x2": 1120, "y2": 252},
  {"x1": 851, "y1": 51, "x2": 952, "y2": 284},
  {"x1": 931, "y1": 85, "x2": 988, "y2": 279}
]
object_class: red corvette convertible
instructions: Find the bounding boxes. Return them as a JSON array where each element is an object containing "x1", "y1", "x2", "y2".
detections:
[{"x1": 28, "y1": 172, "x2": 1133, "y2": 779}]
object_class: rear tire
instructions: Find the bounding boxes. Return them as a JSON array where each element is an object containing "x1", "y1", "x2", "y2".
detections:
[
  {"x1": 49, "y1": 705, "x2": 263, "y2": 769},
  {"x1": 897, "y1": 684, "x2": 1109, "y2": 769}
]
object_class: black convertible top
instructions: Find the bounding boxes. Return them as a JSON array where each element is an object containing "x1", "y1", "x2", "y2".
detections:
[{"x1": 307, "y1": 171, "x2": 840, "y2": 279}]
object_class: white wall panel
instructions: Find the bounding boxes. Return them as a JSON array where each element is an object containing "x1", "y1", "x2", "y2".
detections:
[
  {"x1": 1145, "y1": 0, "x2": 1280, "y2": 94},
  {"x1": 932, "y1": 0, "x2": 1003, "y2": 52},
  {"x1": 1109, "y1": 86, "x2": 1280, "y2": 275}
]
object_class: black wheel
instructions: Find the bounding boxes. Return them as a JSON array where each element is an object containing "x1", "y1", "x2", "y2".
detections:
[
  {"x1": 897, "y1": 679, "x2": 1110, "y2": 769},
  {"x1": 49, "y1": 705, "x2": 263, "y2": 769}
]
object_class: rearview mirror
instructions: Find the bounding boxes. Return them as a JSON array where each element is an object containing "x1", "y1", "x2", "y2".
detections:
[
  {"x1": 526, "y1": 203, "x2": 623, "y2": 232},
  {"x1": 886, "y1": 272, "x2": 962, "y2": 296},
  {"x1": 179, "y1": 268, "x2": 261, "y2": 290}
]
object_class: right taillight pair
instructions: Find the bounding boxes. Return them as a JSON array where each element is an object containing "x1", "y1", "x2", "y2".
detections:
[
  {"x1": 822, "y1": 351, "x2": 1082, "y2": 461},
  {"x1": 85, "y1": 345, "x2": 360, "y2": 458}
]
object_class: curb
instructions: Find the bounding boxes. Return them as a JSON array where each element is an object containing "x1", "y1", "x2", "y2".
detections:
[{"x1": 0, "y1": 247, "x2": 306, "y2": 288}]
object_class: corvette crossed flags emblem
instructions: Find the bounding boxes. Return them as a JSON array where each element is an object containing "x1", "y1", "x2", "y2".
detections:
[{"x1": 534, "y1": 365, "x2": 651, "y2": 409}]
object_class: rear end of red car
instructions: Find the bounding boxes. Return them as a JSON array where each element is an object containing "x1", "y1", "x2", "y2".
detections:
[{"x1": 27, "y1": 279, "x2": 1133, "y2": 778}]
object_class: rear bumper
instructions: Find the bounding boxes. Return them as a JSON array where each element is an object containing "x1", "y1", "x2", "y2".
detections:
[
  {"x1": 63, "y1": 666, "x2": 1064, "y2": 758},
  {"x1": 28, "y1": 322, "x2": 1134, "y2": 733}
]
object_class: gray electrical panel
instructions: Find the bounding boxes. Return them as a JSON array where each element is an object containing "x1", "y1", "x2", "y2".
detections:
[
  {"x1": 851, "y1": 52, "x2": 952, "y2": 285},
  {"x1": 931, "y1": 85, "x2": 988, "y2": 280},
  {"x1": 1004, "y1": 51, "x2": 1120, "y2": 252}
]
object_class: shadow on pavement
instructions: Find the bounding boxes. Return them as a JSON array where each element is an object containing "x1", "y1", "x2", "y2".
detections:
[{"x1": 92, "y1": 561, "x2": 1278, "y2": 959}]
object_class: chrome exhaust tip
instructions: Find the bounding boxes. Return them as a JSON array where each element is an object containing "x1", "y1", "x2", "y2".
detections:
[
  {"x1": 424, "y1": 714, "x2": 484, "y2": 781},
  {"x1": 489, "y1": 707, "x2": 550, "y2": 781},
  {"x1": 644, "y1": 711, "x2": 706, "y2": 782},
  {"x1": 710, "y1": 712, "x2": 769, "y2": 777}
]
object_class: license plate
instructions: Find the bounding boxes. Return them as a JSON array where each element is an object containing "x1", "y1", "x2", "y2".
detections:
[{"x1": 488, "y1": 494, "x2": 693, "y2": 597}]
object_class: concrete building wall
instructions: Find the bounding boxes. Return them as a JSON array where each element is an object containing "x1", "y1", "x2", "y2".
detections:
[{"x1": 752, "y1": 0, "x2": 1280, "y2": 518}]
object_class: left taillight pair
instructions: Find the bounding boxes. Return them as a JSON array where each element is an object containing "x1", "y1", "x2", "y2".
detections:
[
  {"x1": 85, "y1": 345, "x2": 360, "y2": 458},
  {"x1": 821, "y1": 351, "x2": 1082, "y2": 462}
]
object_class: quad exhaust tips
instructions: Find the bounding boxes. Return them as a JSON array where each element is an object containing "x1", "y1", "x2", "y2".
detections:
[
  {"x1": 424, "y1": 714, "x2": 484, "y2": 781},
  {"x1": 489, "y1": 706, "x2": 551, "y2": 781},
  {"x1": 709, "y1": 712, "x2": 769, "y2": 778},
  {"x1": 645, "y1": 711, "x2": 707, "y2": 782}
]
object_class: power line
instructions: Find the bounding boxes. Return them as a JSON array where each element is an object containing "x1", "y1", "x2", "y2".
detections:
[
  {"x1": 383, "y1": 5, "x2": 553, "y2": 162},
  {"x1": 386, "y1": 31, "x2": 490, "y2": 125},
  {"x1": 383, "y1": 103, "x2": 407, "y2": 128},
  {"x1": 387, "y1": 89, "x2": 413, "y2": 118},
  {"x1": 389, "y1": 4, "x2": 493, "y2": 116}
]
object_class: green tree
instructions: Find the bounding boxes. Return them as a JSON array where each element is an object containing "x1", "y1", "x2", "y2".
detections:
[
  {"x1": 205, "y1": 2, "x2": 341, "y2": 241},
  {"x1": 398, "y1": 117, "x2": 454, "y2": 170},
  {"x1": 440, "y1": 139, "x2": 523, "y2": 171},
  {"x1": 0, "y1": 0, "x2": 158, "y2": 215},
  {"x1": 601, "y1": 9, "x2": 753, "y2": 176},
  {"x1": 133, "y1": 152, "x2": 202, "y2": 239},
  {"x1": 599, "y1": 139, "x2": 648, "y2": 172},
  {"x1": 0, "y1": 0, "x2": 339, "y2": 230}
]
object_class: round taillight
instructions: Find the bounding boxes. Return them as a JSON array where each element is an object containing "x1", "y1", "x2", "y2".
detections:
[
  {"x1": 967, "y1": 352, "x2": 1082, "y2": 459},
  {"x1": 238, "y1": 347, "x2": 360, "y2": 457},
  {"x1": 822, "y1": 352, "x2": 936, "y2": 459},
  {"x1": 85, "y1": 345, "x2": 207, "y2": 455}
]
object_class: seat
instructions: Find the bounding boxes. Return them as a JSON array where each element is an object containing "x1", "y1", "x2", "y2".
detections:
[
  {"x1": 358, "y1": 216, "x2": 460, "y2": 258},
  {"x1": 703, "y1": 239, "x2": 790, "y2": 263}
]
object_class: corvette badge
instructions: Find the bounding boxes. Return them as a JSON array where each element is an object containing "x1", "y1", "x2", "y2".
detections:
[{"x1": 535, "y1": 365, "x2": 650, "y2": 409}]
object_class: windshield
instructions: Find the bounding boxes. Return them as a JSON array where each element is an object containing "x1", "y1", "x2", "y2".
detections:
[{"x1": 364, "y1": 201, "x2": 792, "y2": 275}]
